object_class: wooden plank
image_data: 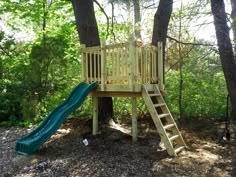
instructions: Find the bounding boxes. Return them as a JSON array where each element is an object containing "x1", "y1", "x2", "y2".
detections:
[
  {"x1": 163, "y1": 124, "x2": 175, "y2": 130},
  {"x1": 149, "y1": 93, "x2": 161, "y2": 97},
  {"x1": 101, "y1": 40, "x2": 106, "y2": 90},
  {"x1": 151, "y1": 49, "x2": 154, "y2": 82},
  {"x1": 154, "y1": 103, "x2": 165, "y2": 107},
  {"x1": 105, "y1": 42, "x2": 128, "y2": 49},
  {"x1": 98, "y1": 50, "x2": 101, "y2": 82},
  {"x1": 131, "y1": 98, "x2": 138, "y2": 142},
  {"x1": 135, "y1": 48, "x2": 141, "y2": 83},
  {"x1": 153, "y1": 49, "x2": 158, "y2": 83},
  {"x1": 144, "y1": 48, "x2": 147, "y2": 83},
  {"x1": 111, "y1": 49, "x2": 115, "y2": 77},
  {"x1": 159, "y1": 113, "x2": 170, "y2": 119},
  {"x1": 116, "y1": 49, "x2": 120, "y2": 77},
  {"x1": 81, "y1": 44, "x2": 86, "y2": 82},
  {"x1": 94, "y1": 50, "x2": 97, "y2": 80},
  {"x1": 82, "y1": 46, "x2": 101, "y2": 52},
  {"x1": 175, "y1": 146, "x2": 185, "y2": 154},
  {"x1": 169, "y1": 135, "x2": 179, "y2": 141},
  {"x1": 158, "y1": 42, "x2": 164, "y2": 90},
  {"x1": 125, "y1": 47, "x2": 129, "y2": 76},
  {"x1": 128, "y1": 35, "x2": 135, "y2": 90},
  {"x1": 90, "y1": 91, "x2": 142, "y2": 97},
  {"x1": 92, "y1": 97, "x2": 98, "y2": 135},
  {"x1": 89, "y1": 51, "x2": 92, "y2": 82},
  {"x1": 140, "y1": 47, "x2": 144, "y2": 83},
  {"x1": 107, "y1": 76, "x2": 128, "y2": 80},
  {"x1": 86, "y1": 52, "x2": 89, "y2": 82}
]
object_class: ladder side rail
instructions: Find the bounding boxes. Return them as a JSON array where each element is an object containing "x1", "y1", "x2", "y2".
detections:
[
  {"x1": 142, "y1": 86, "x2": 176, "y2": 156},
  {"x1": 153, "y1": 85, "x2": 187, "y2": 147}
]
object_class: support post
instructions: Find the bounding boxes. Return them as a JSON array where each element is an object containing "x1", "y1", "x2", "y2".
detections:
[
  {"x1": 157, "y1": 42, "x2": 164, "y2": 91},
  {"x1": 101, "y1": 39, "x2": 106, "y2": 91},
  {"x1": 92, "y1": 97, "x2": 98, "y2": 135},
  {"x1": 80, "y1": 44, "x2": 86, "y2": 82},
  {"x1": 131, "y1": 97, "x2": 138, "y2": 142},
  {"x1": 129, "y1": 35, "x2": 136, "y2": 91}
]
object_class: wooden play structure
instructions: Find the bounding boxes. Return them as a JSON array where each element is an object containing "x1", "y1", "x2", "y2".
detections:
[{"x1": 80, "y1": 37, "x2": 187, "y2": 156}]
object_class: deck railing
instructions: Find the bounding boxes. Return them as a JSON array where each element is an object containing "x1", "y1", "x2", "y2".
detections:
[{"x1": 80, "y1": 38, "x2": 163, "y2": 92}]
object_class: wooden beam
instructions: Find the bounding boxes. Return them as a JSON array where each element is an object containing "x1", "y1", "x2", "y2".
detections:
[
  {"x1": 92, "y1": 97, "x2": 98, "y2": 135},
  {"x1": 90, "y1": 84, "x2": 142, "y2": 92},
  {"x1": 131, "y1": 97, "x2": 138, "y2": 142},
  {"x1": 90, "y1": 91, "x2": 142, "y2": 97},
  {"x1": 80, "y1": 44, "x2": 86, "y2": 82},
  {"x1": 158, "y1": 42, "x2": 164, "y2": 90},
  {"x1": 101, "y1": 39, "x2": 106, "y2": 91},
  {"x1": 129, "y1": 35, "x2": 135, "y2": 91}
]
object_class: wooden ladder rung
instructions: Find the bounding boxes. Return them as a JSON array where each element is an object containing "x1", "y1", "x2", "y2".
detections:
[
  {"x1": 154, "y1": 103, "x2": 165, "y2": 107},
  {"x1": 174, "y1": 146, "x2": 185, "y2": 154},
  {"x1": 163, "y1": 124, "x2": 175, "y2": 130},
  {"x1": 149, "y1": 93, "x2": 161, "y2": 97},
  {"x1": 169, "y1": 135, "x2": 179, "y2": 141},
  {"x1": 159, "y1": 113, "x2": 169, "y2": 119}
]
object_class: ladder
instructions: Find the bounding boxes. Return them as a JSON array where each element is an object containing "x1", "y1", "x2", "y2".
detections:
[{"x1": 142, "y1": 84, "x2": 187, "y2": 156}]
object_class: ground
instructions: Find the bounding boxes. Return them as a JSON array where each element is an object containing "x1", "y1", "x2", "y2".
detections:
[{"x1": 0, "y1": 116, "x2": 235, "y2": 177}]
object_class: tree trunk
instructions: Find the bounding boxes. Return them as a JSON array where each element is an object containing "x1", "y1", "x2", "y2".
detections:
[
  {"x1": 151, "y1": 0, "x2": 173, "y2": 84},
  {"x1": 133, "y1": 0, "x2": 142, "y2": 40},
  {"x1": 231, "y1": 0, "x2": 236, "y2": 53},
  {"x1": 71, "y1": 0, "x2": 113, "y2": 123},
  {"x1": 211, "y1": 0, "x2": 236, "y2": 120},
  {"x1": 151, "y1": 0, "x2": 173, "y2": 46}
]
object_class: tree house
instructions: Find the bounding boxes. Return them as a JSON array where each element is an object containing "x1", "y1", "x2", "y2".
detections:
[{"x1": 80, "y1": 37, "x2": 186, "y2": 156}]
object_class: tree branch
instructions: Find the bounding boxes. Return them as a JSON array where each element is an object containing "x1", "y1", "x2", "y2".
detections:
[
  {"x1": 167, "y1": 35, "x2": 215, "y2": 46},
  {"x1": 111, "y1": 2, "x2": 116, "y2": 41},
  {"x1": 93, "y1": 0, "x2": 109, "y2": 39},
  {"x1": 0, "y1": 45, "x2": 12, "y2": 58}
]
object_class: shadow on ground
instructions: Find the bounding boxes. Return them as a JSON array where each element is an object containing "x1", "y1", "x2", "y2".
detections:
[{"x1": 3, "y1": 117, "x2": 235, "y2": 177}]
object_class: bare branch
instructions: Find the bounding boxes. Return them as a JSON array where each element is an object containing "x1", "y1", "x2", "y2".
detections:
[
  {"x1": 167, "y1": 35, "x2": 215, "y2": 47},
  {"x1": 111, "y1": 2, "x2": 116, "y2": 41},
  {"x1": 93, "y1": 0, "x2": 109, "y2": 39},
  {"x1": 0, "y1": 45, "x2": 12, "y2": 58},
  {"x1": 142, "y1": 3, "x2": 157, "y2": 9}
]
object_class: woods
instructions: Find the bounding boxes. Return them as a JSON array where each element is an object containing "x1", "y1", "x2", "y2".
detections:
[
  {"x1": 0, "y1": 0, "x2": 234, "y2": 124},
  {"x1": 211, "y1": 0, "x2": 236, "y2": 120},
  {"x1": 1, "y1": 0, "x2": 236, "y2": 176}
]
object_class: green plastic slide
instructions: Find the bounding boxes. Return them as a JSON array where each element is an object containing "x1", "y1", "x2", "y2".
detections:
[{"x1": 16, "y1": 82, "x2": 97, "y2": 156}]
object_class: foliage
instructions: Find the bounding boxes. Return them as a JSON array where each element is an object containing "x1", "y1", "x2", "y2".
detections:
[
  {"x1": 0, "y1": 0, "x2": 231, "y2": 127},
  {"x1": 165, "y1": 44, "x2": 227, "y2": 118}
]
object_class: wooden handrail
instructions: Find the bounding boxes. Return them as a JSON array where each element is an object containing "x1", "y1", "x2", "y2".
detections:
[{"x1": 80, "y1": 39, "x2": 163, "y2": 91}]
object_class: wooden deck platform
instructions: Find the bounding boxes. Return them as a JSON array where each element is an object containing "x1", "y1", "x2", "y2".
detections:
[{"x1": 79, "y1": 39, "x2": 186, "y2": 156}]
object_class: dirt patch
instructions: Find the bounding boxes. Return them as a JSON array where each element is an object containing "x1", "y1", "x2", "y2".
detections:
[{"x1": 0, "y1": 117, "x2": 235, "y2": 177}]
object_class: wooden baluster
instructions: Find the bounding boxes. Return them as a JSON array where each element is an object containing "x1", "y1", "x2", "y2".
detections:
[
  {"x1": 86, "y1": 52, "x2": 89, "y2": 83},
  {"x1": 151, "y1": 48, "x2": 154, "y2": 83},
  {"x1": 145, "y1": 48, "x2": 148, "y2": 83},
  {"x1": 101, "y1": 40, "x2": 106, "y2": 91},
  {"x1": 80, "y1": 44, "x2": 86, "y2": 82},
  {"x1": 141, "y1": 47, "x2": 144, "y2": 83},
  {"x1": 98, "y1": 50, "x2": 101, "y2": 83},
  {"x1": 158, "y1": 42, "x2": 164, "y2": 90},
  {"x1": 154, "y1": 47, "x2": 158, "y2": 83},
  {"x1": 116, "y1": 48, "x2": 120, "y2": 81},
  {"x1": 89, "y1": 51, "x2": 93, "y2": 82},
  {"x1": 129, "y1": 35, "x2": 135, "y2": 91},
  {"x1": 94, "y1": 50, "x2": 97, "y2": 81}
]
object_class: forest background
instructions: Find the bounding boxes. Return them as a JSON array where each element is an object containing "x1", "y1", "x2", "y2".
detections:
[{"x1": 0, "y1": 0, "x2": 231, "y2": 127}]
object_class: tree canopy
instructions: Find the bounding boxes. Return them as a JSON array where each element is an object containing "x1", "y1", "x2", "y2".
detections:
[{"x1": 0, "y1": 0, "x2": 235, "y2": 126}]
